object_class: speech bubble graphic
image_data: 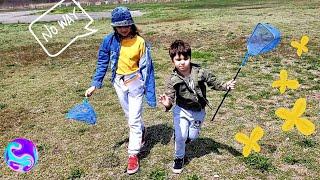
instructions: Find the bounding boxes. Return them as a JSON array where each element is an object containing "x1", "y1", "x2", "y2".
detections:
[{"x1": 29, "y1": 0, "x2": 97, "y2": 57}]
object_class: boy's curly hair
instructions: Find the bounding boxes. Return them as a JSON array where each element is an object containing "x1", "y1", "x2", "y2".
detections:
[{"x1": 169, "y1": 40, "x2": 191, "y2": 60}]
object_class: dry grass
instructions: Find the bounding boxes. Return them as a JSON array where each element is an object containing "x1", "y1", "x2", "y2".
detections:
[{"x1": 0, "y1": 0, "x2": 319, "y2": 179}]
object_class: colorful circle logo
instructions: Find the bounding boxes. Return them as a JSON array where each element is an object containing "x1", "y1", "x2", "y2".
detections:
[{"x1": 4, "y1": 138, "x2": 39, "y2": 172}]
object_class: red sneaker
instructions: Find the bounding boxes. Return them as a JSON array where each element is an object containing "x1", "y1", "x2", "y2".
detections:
[{"x1": 127, "y1": 155, "x2": 139, "y2": 174}]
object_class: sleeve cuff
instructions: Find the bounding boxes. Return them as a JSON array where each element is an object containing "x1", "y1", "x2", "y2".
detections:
[
  {"x1": 165, "y1": 104, "x2": 173, "y2": 112},
  {"x1": 223, "y1": 83, "x2": 229, "y2": 91},
  {"x1": 147, "y1": 101, "x2": 157, "y2": 108},
  {"x1": 91, "y1": 81, "x2": 102, "y2": 89}
]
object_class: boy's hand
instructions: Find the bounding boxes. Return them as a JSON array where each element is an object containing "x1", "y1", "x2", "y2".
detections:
[
  {"x1": 224, "y1": 80, "x2": 236, "y2": 90},
  {"x1": 158, "y1": 94, "x2": 171, "y2": 108},
  {"x1": 85, "y1": 86, "x2": 96, "y2": 97}
]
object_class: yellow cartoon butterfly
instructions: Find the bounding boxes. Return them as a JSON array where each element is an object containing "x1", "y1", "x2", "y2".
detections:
[
  {"x1": 291, "y1": 35, "x2": 309, "y2": 56},
  {"x1": 235, "y1": 126, "x2": 264, "y2": 157},
  {"x1": 275, "y1": 98, "x2": 315, "y2": 136},
  {"x1": 272, "y1": 69, "x2": 300, "y2": 94}
]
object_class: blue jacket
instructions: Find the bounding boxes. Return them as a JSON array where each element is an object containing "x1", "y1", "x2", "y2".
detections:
[{"x1": 91, "y1": 32, "x2": 157, "y2": 108}]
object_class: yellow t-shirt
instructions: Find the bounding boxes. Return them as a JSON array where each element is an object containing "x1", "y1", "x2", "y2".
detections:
[{"x1": 116, "y1": 35, "x2": 145, "y2": 75}]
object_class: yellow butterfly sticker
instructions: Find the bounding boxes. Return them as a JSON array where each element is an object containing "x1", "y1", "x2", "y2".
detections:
[
  {"x1": 235, "y1": 126, "x2": 264, "y2": 157},
  {"x1": 275, "y1": 98, "x2": 315, "y2": 136},
  {"x1": 290, "y1": 35, "x2": 309, "y2": 56},
  {"x1": 272, "y1": 69, "x2": 300, "y2": 94}
]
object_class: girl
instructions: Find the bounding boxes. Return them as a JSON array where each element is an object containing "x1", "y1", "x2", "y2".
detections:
[{"x1": 85, "y1": 6, "x2": 156, "y2": 175}]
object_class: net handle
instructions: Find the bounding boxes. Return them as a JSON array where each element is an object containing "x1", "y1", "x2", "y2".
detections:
[
  {"x1": 83, "y1": 97, "x2": 89, "y2": 103},
  {"x1": 211, "y1": 53, "x2": 250, "y2": 121}
]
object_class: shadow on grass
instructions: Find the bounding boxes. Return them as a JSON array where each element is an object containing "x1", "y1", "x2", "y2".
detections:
[
  {"x1": 104, "y1": 122, "x2": 172, "y2": 173},
  {"x1": 140, "y1": 123, "x2": 173, "y2": 160},
  {"x1": 111, "y1": 124, "x2": 241, "y2": 166},
  {"x1": 111, "y1": 123, "x2": 173, "y2": 161},
  {"x1": 185, "y1": 138, "x2": 242, "y2": 165}
]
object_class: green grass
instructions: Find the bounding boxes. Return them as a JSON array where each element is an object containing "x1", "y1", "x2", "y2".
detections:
[
  {"x1": 149, "y1": 168, "x2": 167, "y2": 180},
  {"x1": 186, "y1": 174, "x2": 203, "y2": 180},
  {"x1": 1, "y1": 0, "x2": 320, "y2": 179},
  {"x1": 243, "y1": 153, "x2": 274, "y2": 172},
  {"x1": 0, "y1": 103, "x2": 7, "y2": 110},
  {"x1": 68, "y1": 167, "x2": 85, "y2": 179},
  {"x1": 47, "y1": 0, "x2": 281, "y2": 14},
  {"x1": 192, "y1": 51, "x2": 216, "y2": 59},
  {"x1": 296, "y1": 138, "x2": 317, "y2": 148},
  {"x1": 283, "y1": 154, "x2": 305, "y2": 165}
]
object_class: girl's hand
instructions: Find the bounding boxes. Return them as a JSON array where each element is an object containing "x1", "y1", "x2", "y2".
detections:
[
  {"x1": 158, "y1": 94, "x2": 171, "y2": 108},
  {"x1": 85, "y1": 86, "x2": 96, "y2": 97},
  {"x1": 225, "y1": 80, "x2": 236, "y2": 90}
]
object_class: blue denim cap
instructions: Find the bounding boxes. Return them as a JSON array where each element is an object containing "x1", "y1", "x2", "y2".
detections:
[{"x1": 111, "y1": 6, "x2": 134, "y2": 27}]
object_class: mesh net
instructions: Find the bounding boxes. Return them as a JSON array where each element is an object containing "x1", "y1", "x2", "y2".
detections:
[
  {"x1": 247, "y1": 23, "x2": 281, "y2": 56},
  {"x1": 66, "y1": 98, "x2": 97, "y2": 125}
]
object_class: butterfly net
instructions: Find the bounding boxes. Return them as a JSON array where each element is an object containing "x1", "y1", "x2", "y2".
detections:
[
  {"x1": 247, "y1": 23, "x2": 281, "y2": 56},
  {"x1": 66, "y1": 98, "x2": 97, "y2": 125}
]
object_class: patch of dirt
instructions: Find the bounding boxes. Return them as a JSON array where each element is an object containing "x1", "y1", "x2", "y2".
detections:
[
  {"x1": 0, "y1": 107, "x2": 34, "y2": 136},
  {"x1": 97, "y1": 153, "x2": 121, "y2": 168},
  {"x1": 312, "y1": 93, "x2": 320, "y2": 100},
  {"x1": 225, "y1": 36, "x2": 246, "y2": 50},
  {"x1": 1, "y1": 45, "x2": 48, "y2": 66},
  {"x1": 145, "y1": 29, "x2": 221, "y2": 50},
  {"x1": 0, "y1": 41, "x2": 97, "y2": 67},
  {"x1": 139, "y1": 16, "x2": 191, "y2": 25},
  {"x1": 235, "y1": 5, "x2": 273, "y2": 10},
  {"x1": 279, "y1": 164, "x2": 310, "y2": 177}
]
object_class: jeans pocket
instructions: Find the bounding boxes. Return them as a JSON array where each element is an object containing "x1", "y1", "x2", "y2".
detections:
[{"x1": 128, "y1": 79, "x2": 144, "y2": 97}]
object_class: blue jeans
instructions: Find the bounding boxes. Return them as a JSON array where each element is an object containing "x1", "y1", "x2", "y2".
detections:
[
  {"x1": 113, "y1": 72, "x2": 145, "y2": 155},
  {"x1": 173, "y1": 105, "x2": 206, "y2": 158}
]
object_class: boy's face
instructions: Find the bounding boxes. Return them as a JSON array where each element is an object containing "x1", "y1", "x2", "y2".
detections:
[{"x1": 172, "y1": 54, "x2": 191, "y2": 75}]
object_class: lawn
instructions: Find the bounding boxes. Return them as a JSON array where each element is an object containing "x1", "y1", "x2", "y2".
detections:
[{"x1": 0, "y1": 0, "x2": 319, "y2": 179}]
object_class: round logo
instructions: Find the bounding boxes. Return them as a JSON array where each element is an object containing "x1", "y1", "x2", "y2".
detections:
[{"x1": 4, "y1": 138, "x2": 38, "y2": 172}]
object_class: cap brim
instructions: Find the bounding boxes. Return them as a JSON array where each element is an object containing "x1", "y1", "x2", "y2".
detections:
[{"x1": 111, "y1": 23, "x2": 134, "y2": 27}]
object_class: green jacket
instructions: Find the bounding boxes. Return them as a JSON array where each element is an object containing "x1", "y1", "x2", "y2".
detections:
[{"x1": 165, "y1": 63, "x2": 227, "y2": 111}]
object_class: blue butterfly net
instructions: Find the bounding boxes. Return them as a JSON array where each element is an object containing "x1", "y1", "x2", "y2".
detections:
[
  {"x1": 247, "y1": 23, "x2": 281, "y2": 56},
  {"x1": 66, "y1": 98, "x2": 97, "y2": 125}
]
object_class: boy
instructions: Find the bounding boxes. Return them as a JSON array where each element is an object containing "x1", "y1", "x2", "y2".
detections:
[{"x1": 159, "y1": 40, "x2": 236, "y2": 173}]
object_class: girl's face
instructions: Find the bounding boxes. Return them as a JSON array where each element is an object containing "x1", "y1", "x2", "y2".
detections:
[
  {"x1": 172, "y1": 54, "x2": 191, "y2": 76},
  {"x1": 115, "y1": 26, "x2": 131, "y2": 37}
]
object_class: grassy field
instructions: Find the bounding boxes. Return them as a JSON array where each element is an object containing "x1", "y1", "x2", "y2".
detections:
[{"x1": 0, "y1": 0, "x2": 319, "y2": 179}]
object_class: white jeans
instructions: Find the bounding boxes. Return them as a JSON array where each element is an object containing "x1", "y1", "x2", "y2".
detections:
[
  {"x1": 173, "y1": 105, "x2": 206, "y2": 158},
  {"x1": 113, "y1": 73, "x2": 145, "y2": 155}
]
